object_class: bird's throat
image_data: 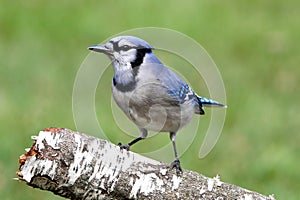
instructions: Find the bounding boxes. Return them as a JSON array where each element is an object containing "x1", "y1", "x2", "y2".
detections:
[{"x1": 113, "y1": 70, "x2": 137, "y2": 92}]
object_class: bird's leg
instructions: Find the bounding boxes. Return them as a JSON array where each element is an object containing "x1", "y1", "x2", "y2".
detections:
[
  {"x1": 118, "y1": 137, "x2": 143, "y2": 150},
  {"x1": 170, "y1": 131, "x2": 182, "y2": 175},
  {"x1": 118, "y1": 128, "x2": 147, "y2": 151}
]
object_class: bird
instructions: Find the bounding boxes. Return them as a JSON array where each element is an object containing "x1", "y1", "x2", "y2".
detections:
[{"x1": 88, "y1": 36, "x2": 226, "y2": 175}]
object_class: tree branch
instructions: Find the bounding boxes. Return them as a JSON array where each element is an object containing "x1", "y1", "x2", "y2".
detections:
[{"x1": 17, "y1": 128, "x2": 275, "y2": 200}]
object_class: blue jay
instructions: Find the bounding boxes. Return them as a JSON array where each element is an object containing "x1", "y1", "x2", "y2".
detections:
[{"x1": 89, "y1": 36, "x2": 226, "y2": 174}]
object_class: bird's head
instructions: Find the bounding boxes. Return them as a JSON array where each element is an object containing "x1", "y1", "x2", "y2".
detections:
[{"x1": 88, "y1": 36, "x2": 154, "y2": 68}]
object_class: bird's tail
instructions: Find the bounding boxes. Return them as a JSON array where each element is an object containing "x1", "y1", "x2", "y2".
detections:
[{"x1": 198, "y1": 96, "x2": 227, "y2": 108}]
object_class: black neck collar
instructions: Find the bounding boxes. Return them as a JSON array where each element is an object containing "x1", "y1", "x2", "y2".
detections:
[{"x1": 130, "y1": 48, "x2": 152, "y2": 68}]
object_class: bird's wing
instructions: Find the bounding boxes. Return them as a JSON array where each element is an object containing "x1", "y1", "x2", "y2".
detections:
[
  {"x1": 138, "y1": 63, "x2": 226, "y2": 114},
  {"x1": 140, "y1": 63, "x2": 205, "y2": 114},
  {"x1": 163, "y1": 78, "x2": 206, "y2": 115}
]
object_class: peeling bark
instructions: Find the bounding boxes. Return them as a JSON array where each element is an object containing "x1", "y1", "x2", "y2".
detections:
[{"x1": 17, "y1": 128, "x2": 275, "y2": 200}]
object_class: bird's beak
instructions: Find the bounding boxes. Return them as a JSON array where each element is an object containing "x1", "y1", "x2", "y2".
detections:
[{"x1": 88, "y1": 44, "x2": 112, "y2": 55}]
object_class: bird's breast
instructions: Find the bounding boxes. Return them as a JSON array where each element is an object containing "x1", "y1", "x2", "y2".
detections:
[{"x1": 112, "y1": 83, "x2": 194, "y2": 132}]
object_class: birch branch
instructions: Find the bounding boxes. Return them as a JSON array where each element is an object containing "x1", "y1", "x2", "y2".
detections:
[{"x1": 17, "y1": 128, "x2": 275, "y2": 200}]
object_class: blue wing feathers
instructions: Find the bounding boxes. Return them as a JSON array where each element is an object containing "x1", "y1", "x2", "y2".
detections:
[
  {"x1": 167, "y1": 82, "x2": 195, "y2": 103},
  {"x1": 166, "y1": 81, "x2": 226, "y2": 109},
  {"x1": 160, "y1": 66, "x2": 226, "y2": 109}
]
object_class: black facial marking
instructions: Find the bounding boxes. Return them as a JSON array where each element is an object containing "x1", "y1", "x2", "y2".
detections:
[
  {"x1": 113, "y1": 78, "x2": 136, "y2": 92},
  {"x1": 109, "y1": 40, "x2": 133, "y2": 52},
  {"x1": 130, "y1": 48, "x2": 152, "y2": 68},
  {"x1": 109, "y1": 41, "x2": 119, "y2": 51},
  {"x1": 118, "y1": 45, "x2": 131, "y2": 51}
]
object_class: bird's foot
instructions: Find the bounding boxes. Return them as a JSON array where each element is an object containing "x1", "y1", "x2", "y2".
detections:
[
  {"x1": 118, "y1": 142, "x2": 130, "y2": 151},
  {"x1": 171, "y1": 159, "x2": 182, "y2": 176}
]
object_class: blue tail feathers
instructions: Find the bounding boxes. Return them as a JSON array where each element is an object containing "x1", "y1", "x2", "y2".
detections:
[{"x1": 199, "y1": 97, "x2": 227, "y2": 108}]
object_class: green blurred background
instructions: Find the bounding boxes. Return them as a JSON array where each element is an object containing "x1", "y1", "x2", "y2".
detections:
[{"x1": 1, "y1": 0, "x2": 299, "y2": 199}]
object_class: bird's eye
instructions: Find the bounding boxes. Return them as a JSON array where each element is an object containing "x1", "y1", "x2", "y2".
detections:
[{"x1": 119, "y1": 45, "x2": 131, "y2": 51}]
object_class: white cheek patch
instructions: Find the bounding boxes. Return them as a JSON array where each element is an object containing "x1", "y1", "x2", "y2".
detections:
[
  {"x1": 114, "y1": 59, "x2": 132, "y2": 72},
  {"x1": 124, "y1": 48, "x2": 137, "y2": 59},
  {"x1": 113, "y1": 52, "x2": 122, "y2": 61},
  {"x1": 118, "y1": 49, "x2": 137, "y2": 64},
  {"x1": 123, "y1": 62, "x2": 132, "y2": 71}
]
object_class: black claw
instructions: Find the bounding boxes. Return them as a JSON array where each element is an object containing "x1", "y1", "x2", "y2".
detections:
[
  {"x1": 118, "y1": 142, "x2": 130, "y2": 151},
  {"x1": 171, "y1": 159, "x2": 182, "y2": 175}
]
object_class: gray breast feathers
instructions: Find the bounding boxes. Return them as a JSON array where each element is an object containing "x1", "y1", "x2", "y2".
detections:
[{"x1": 112, "y1": 63, "x2": 195, "y2": 132}]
